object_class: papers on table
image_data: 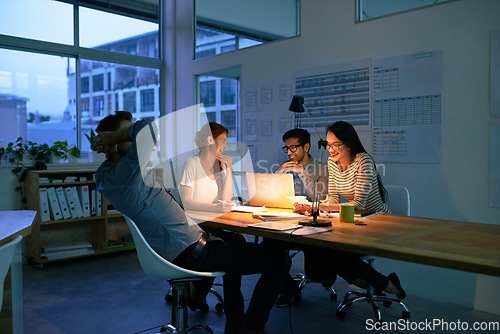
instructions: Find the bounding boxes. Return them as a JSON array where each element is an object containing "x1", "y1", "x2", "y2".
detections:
[
  {"x1": 252, "y1": 210, "x2": 308, "y2": 221},
  {"x1": 248, "y1": 222, "x2": 333, "y2": 235},
  {"x1": 286, "y1": 196, "x2": 312, "y2": 205},
  {"x1": 248, "y1": 222, "x2": 301, "y2": 231},
  {"x1": 231, "y1": 205, "x2": 266, "y2": 213}
]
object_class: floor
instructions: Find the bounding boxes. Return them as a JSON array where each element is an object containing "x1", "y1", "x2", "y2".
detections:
[{"x1": 23, "y1": 249, "x2": 500, "y2": 334}]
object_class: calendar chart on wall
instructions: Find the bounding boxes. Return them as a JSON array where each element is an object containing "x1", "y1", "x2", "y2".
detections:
[
  {"x1": 294, "y1": 59, "x2": 372, "y2": 131},
  {"x1": 372, "y1": 51, "x2": 443, "y2": 163}
]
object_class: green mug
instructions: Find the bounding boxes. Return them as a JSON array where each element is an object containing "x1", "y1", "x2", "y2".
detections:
[{"x1": 339, "y1": 203, "x2": 355, "y2": 223}]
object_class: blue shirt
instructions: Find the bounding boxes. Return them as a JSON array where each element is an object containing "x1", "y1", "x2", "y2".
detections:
[{"x1": 95, "y1": 120, "x2": 202, "y2": 261}]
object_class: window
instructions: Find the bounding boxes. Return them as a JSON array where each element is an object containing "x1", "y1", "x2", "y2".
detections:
[
  {"x1": 221, "y1": 110, "x2": 236, "y2": 138},
  {"x1": 221, "y1": 79, "x2": 236, "y2": 105},
  {"x1": 0, "y1": 49, "x2": 76, "y2": 147},
  {"x1": 200, "y1": 80, "x2": 216, "y2": 107},
  {"x1": 194, "y1": 0, "x2": 299, "y2": 59},
  {"x1": 92, "y1": 74, "x2": 104, "y2": 92},
  {"x1": 123, "y1": 92, "x2": 137, "y2": 114},
  {"x1": 0, "y1": 0, "x2": 161, "y2": 153},
  {"x1": 0, "y1": 0, "x2": 73, "y2": 44},
  {"x1": 79, "y1": 6, "x2": 158, "y2": 57},
  {"x1": 140, "y1": 89, "x2": 155, "y2": 112},
  {"x1": 357, "y1": 0, "x2": 455, "y2": 22},
  {"x1": 93, "y1": 96, "x2": 104, "y2": 117},
  {"x1": 81, "y1": 77, "x2": 89, "y2": 94},
  {"x1": 197, "y1": 71, "x2": 240, "y2": 142}
]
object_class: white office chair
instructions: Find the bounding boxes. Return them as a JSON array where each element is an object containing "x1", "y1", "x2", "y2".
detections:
[
  {"x1": 123, "y1": 215, "x2": 225, "y2": 334},
  {"x1": 336, "y1": 185, "x2": 411, "y2": 322},
  {"x1": 0, "y1": 235, "x2": 23, "y2": 314}
]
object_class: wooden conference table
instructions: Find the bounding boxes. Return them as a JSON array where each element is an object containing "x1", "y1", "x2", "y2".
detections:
[
  {"x1": 0, "y1": 210, "x2": 36, "y2": 334},
  {"x1": 187, "y1": 210, "x2": 500, "y2": 277}
]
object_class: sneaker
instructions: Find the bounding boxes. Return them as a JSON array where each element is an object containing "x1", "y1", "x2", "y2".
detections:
[{"x1": 387, "y1": 272, "x2": 406, "y2": 300}]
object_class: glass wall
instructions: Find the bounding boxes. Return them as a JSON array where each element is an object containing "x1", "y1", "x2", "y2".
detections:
[{"x1": 194, "y1": 0, "x2": 299, "y2": 59}]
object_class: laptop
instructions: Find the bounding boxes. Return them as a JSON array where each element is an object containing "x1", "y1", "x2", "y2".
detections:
[{"x1": 246, "y1": 172, "x2": 295, "y2": 209}]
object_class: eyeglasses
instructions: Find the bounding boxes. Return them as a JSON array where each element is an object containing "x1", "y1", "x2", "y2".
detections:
[
  {"x1": 282, "y1": 143, "x2": 305, "y2": 153},
  {"x1": 326, "y1": 142, "x2": 344, "y2": 151}
]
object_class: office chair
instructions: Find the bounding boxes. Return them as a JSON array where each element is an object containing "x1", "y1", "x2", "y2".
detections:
[
  {"x1": 0, "y1": 235, "x2": 23, "y2": 314},
  {"x1": 336, "y1": 185, "x2": 411, "y2": 322},
  {"x1": 123, "y1": 215, "x2": 225, "y2": 334}
]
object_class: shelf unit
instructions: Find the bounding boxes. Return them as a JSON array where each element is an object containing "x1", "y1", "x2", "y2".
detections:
[{"x1": 24, "y1": 169, "x2": 135, "y2": 265}]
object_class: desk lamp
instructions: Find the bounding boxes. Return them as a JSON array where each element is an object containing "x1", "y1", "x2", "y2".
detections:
[{"x1": 288, "y1": 95, "x2": 330, "y2": 227}]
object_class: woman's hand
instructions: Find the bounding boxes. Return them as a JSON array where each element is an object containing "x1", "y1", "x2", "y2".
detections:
[
  {"x1": 218, "y1": 154, "x2": 233, "y2": 172},
  {"x1": 214, "y1": 200, "x2": 235, "y2": 213},
  {"x1": 293, "y1": 203, "x2": 311, "y2": 215}
]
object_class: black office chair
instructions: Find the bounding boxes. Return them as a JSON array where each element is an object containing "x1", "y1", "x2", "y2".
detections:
[
  {"x1": 290, "y1": 251, "x2": 338, "y2": 303},
  {"x1": 335, "y1": 185, "x2": 411, "y2": 322}
]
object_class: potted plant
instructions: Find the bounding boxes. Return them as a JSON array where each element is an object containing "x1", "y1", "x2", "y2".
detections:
[
  {"x1": 5, "y1": 137, "x2": 35, "y2": 207},
  {"x1": 50, "y1": 140, "x2": 81, "y2": 162},
  {"x1": 6, "y1": 138, "x2": 82, "y2": 207},
  {"x1": 84, "y1": 129, "x2": 97, "y2": 151}
]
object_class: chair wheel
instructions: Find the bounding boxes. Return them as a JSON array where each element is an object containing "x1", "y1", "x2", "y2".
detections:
[
  {"x1": 165, "y1": 293, "x2": 172, "y2": 303},
  {"x1": 402, "y1": 310, "x2": 410, "y2": 320},
  {"x1": 215, "y1": 302, "x2": 224, "y2": 312},
  {"x1": 383, "y1": 300, "x2": 392, "y2": 307},
  {"x1": 330, "y1": 293, "x2": 337, "y2": 302}
]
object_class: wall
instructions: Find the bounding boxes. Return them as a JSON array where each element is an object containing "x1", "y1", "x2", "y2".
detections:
[{"x1": 170, "y1": 0, "x2": 500, "y2": 314}]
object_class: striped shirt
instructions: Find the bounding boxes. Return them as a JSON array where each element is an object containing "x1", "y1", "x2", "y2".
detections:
[{"x1": 327, "y1": 152, "x2": 390, "y2": 213}]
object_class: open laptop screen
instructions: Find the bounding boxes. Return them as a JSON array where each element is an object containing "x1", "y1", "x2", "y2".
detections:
[{"x1": 246, "y1": 173, "x2": 295, "y2": 209}]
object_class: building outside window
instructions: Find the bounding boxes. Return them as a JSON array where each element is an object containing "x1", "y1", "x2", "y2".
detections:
[
  {"x1": 93, "y1": 96, "x2": 104, "y2": 117},
  {"x1": 123, "y1": 91, "x2": 137, "y2": 114},
  {"x1": 141, "y1": 89, "x2": 155, "y2": 112},
  {"x1": 81, "y1": 77, "x2": 89, "y2": 94},
  {"x1": 92, "y1": 74, "x2": 104, "y2": 92}
]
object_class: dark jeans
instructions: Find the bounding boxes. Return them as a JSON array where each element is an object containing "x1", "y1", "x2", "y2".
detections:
[
  {"x1": 260, "y1": 239, "x2": 388, "y2": 292},
  {"x1": 303, "y1": 246, "x2": 388, "y2": 291},
  {"x1": 174, "y1": 231, "x2": 291, "y2": 331}
]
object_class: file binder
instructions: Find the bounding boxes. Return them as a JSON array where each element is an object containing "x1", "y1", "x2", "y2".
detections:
[
  {"x1": 96, "y1": 191, "x2": 102, "y2": 216},
  {"x1": 65, "y1": 186, "x2": 83, "y2": 218},
  {"x1": 90, "y1": 188, "x2": 97, "y2": 216},
  {"x1": 39, "y1": 188, "x2": 51, "y2": 222},
  {"x1": 55, "y1": 187, "x2": 71, "y2": 219},
  {"x1": 69, "y1": 186, "x2": 84, "y2": 218},
  {"x1": 46, "y1": 187, "x2": 63, "y2": 220},
  {"x1": 78, "y1": 185, "x2": 91, "y2": 217}
]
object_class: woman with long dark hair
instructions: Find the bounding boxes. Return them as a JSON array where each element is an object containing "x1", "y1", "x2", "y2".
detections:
[
  {"x1": 320, "y1": 120, "x2": 389, "y2": 213},
  {"x1": 278, "y1": 121, "x2": 404, "y2": 307}
]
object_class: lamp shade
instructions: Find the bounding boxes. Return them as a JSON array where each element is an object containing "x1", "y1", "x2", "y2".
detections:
[{"x1": 289, "y1": 95, "x2": 305, "y2": 113}]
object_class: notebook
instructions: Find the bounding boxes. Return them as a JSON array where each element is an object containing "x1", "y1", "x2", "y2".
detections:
[
  {"x1": 248, "y1": 222, "x2": 301, "y2": 231},
  {"x1": 246, "y1": 173, "x2": 295, "y2": 209}
]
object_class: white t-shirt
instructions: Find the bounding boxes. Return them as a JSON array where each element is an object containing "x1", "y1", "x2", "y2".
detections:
[{"x1": 179, "y1": 156, "x2": 226, "y2": 204}]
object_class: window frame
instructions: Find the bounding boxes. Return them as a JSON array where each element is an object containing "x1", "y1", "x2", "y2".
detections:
[
  {"x1": 0, "y1": 1, "x2": 162, "y2": 151},
  {"x1": 356, "y1": 0, "x2": 457, "y2": 23}
]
